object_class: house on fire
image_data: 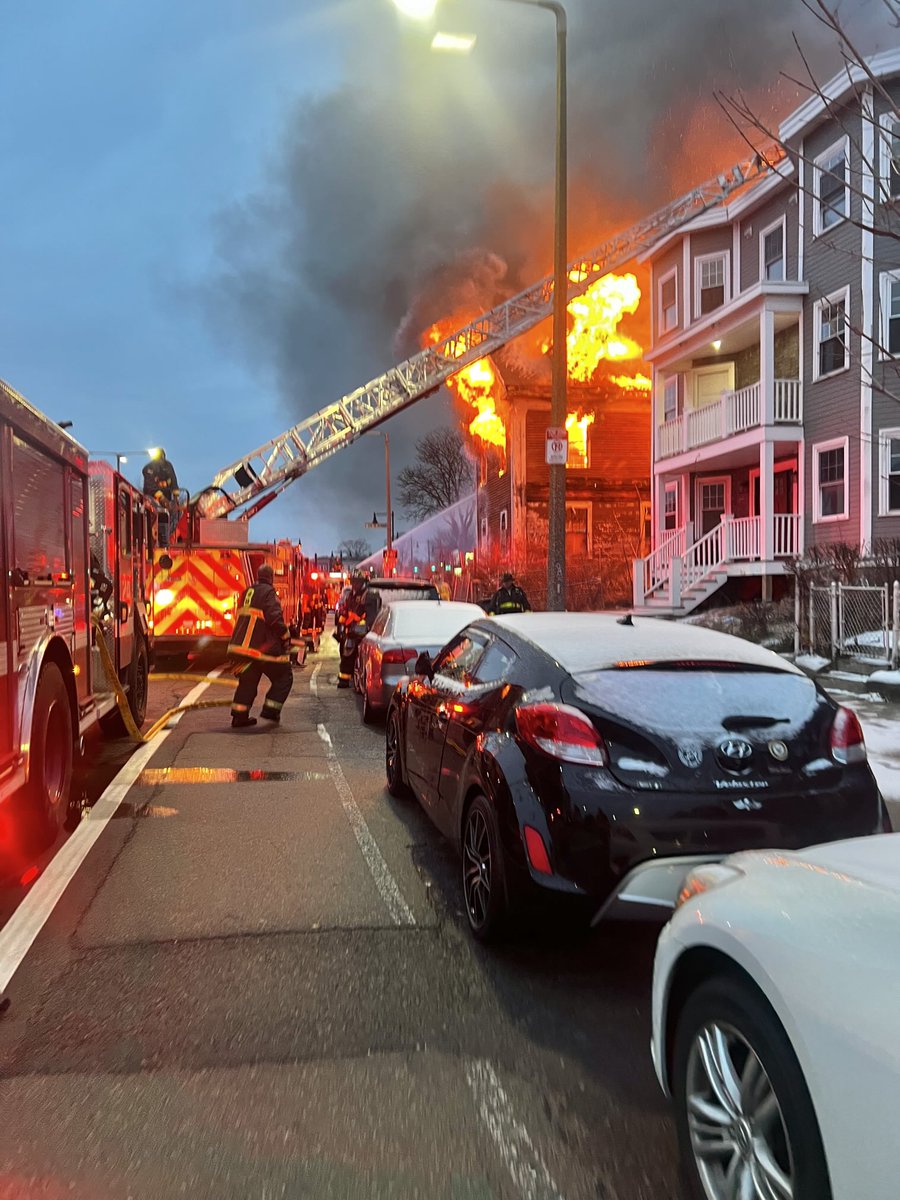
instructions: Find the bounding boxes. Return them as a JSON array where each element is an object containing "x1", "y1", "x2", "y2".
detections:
[
  {"x1": 633, "y1": 49, "x2": 900, "y2": 616},
  {"x1": 473, "y1": 363, "x2": 651, "y2": 609}
]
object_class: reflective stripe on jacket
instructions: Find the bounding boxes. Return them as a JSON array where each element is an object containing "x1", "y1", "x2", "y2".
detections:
[{"x1": 228, "y1": 580, "x2": 290, "y2": 662}]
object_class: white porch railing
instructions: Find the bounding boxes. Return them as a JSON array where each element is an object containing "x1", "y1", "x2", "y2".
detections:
[
  {"x1": 633, "y1": 511, "x2": 804, "y2": 608},
  {"x1": 656, "y1": 377, "x2": 802, "y2": 459},
  {"x1": 774, "y1": 512, "x2": 801, "y2": 557}
]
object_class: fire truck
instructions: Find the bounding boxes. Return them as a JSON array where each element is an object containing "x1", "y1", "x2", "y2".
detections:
[
  {"x1": 0, "y1": 379, "x2": 154, "y2": 843},
  {"x1": 150, "y1": 527, "x2": 305, "y2": 660}
]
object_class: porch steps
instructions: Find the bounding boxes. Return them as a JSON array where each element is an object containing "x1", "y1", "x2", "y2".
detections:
[{"x1": 634, "y1": 572, "x2": 728, "y2": 617}]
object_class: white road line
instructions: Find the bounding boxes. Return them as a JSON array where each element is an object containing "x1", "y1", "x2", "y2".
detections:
[
  {"x1": 310, "y1": 664, "x2": 320, "y2": 697},
  {"x1": 317, "y1": 724, "x2": 415, "y2": 927},
  {"x1": 465, "y1": 1059, "x2": 565, "y2": 1200},
  {"x1": 0, "y1": 674, "x2": 216, "y2": 994}
]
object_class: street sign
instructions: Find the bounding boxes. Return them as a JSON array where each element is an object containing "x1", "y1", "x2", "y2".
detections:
[{"x1": 545, "y1": 427, "x2": 568, "y2": 465}]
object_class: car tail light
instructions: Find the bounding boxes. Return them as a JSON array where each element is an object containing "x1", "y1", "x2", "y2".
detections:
[
  {"x1": 382, "y1": 648, "x2": 418, "y2": 666},
  {"x1": 830, "y1": 706, "x2": 867, "y2": 765},
  {"x1": 515, "y1": 703, "x2": 608, "y2": 766},
  {"x1": 524, "y1": 825, "x2": 553, "y2": 875}
]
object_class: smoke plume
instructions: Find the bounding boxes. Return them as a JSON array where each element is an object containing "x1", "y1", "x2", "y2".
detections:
[{"x1": 205, "y1": 0, "x2": 885, "y2": 549}]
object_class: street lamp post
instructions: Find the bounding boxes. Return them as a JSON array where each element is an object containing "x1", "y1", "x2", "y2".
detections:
[{"x1": 391, "y1": 0, "x2": 568, "y2": 608}]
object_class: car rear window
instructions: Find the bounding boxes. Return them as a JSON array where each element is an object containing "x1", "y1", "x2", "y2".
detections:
[
  {"x1": 569, "y1": 666, "x2": 820, "y2": 734},
  {"x1": 392, "y1": 606, "x2": 478, "y2": 642},
  {"x1": 372, "y1": 587, "x2": 437, "y2": 604}
]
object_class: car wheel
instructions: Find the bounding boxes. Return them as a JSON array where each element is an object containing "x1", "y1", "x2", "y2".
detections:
[
  {"x1": 673, "y1": 976, "x2": 831, "y2": 1200},
  {"x1": 128, "y1": 637, "x2": 149, "y2": 727},
  {"x1": 385, "y1": 709, "x2": 411, "y2": 799},
  {"x1": 353, "y1": 655, "x2": 364, "y2": 695},
  {"x1": 461, "y1": 794, "x2": 509, "y2": 943},
  {"x1": 26, "y1": 662, "x2": 74, "y2": 847}
]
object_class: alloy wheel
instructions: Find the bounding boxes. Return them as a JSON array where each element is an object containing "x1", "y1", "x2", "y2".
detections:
[
  {"x1": 686, "y1": 1021, "x2": 794, "y2": 1200},
  {"x1": 463, "y1": 807, "x2": 491, "y2": 930},
  {"x1": 386, "y1": 717, "x2": 399, "y2": 785}
]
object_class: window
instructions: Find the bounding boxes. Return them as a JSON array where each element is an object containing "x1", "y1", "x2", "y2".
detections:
[
  {"x1": 565, "y1": 503, "x2": 591, "y2": 558},
  {"x1": 659, "y1": 270, "x2": 678, "y2": 333},
  {"x1": 480, "y1": 515, "x2": 488, "y2": 545},
  {"x1": 880, "y1": 428, "x2": 900, "y2": 514},
  {"x1": 879, "y1": 114, "x2": 900, "y2": 201},
  {"x1": 434, "y1": 633, "x2": 487, "y2": 685},
  {"x1": 663, "y1": 375, "x2": 682, "y2": 423},
  {"x1": 473, "y1": 639, "x2": 518, "y2": 685},
  {"x1": 813, "y1": 439, "x2": 848, "y2": 522},
  {"x1": 499, "y1": 507, "x2": 509, "y2": 552},
  {"x1": 879, "y1": 271, "x2": 900, "y2": 357},
  {"x1": 479, "y1": 455, "x2": 488, "y2": 486},
  {"x1": 761, "y1": 220, "x2": 785, "y2": 281},
  {"x1": 370, "y1": 608, "x2": 390, "y2": 637},
  {"x1": 814, "y1": 139, "x2": 849, "y2": 234},
  {"x1": 695, "y1": 253, "x2": 728, "y2": 317},
  {"x1": 815, "y1": 288, "x2": 849, "y2": 378},
  {"x1": 663, "y1": 482, "x2": 679, "y2": 532}
]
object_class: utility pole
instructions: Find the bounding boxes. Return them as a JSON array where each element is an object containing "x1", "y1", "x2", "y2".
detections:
[{"x1": 385, "y1": 432, "x2": 392, "y2": 554}]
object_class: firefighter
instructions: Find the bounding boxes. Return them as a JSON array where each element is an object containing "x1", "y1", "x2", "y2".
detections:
[
  {"x1": 228, "y1": 563, "x2": 293, "y2": 727},
  {"x1": 336, "y1": 578, "x2": 367, "y2": 689},
  {"x1": 487, "y1": 572, "x2": 532, "y2": 615},
  {"x1": 142, "y1": 448, "x2": 179, "y2": 506}
]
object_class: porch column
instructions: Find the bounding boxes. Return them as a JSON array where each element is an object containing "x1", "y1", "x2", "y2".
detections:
[
  {"x1": 760, "y1": 439, "x2": 775, "y2": 602},
  {"x1": 760, "y1": 307, "x2": 776, "y2": 425},
  {"x1": 655, "y1": 472, "x2": 667, "y2": 551}
]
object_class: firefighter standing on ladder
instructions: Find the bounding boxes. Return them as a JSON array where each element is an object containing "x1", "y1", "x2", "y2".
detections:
[{"x1": 228, "y1": 563, "x2": 294, "y2": 727}]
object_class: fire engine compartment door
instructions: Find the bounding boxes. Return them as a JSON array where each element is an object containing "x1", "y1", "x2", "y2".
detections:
[
  {"x1": 116, "y1": 487, "x2": 134, "y2": 671},
  {"x1": 0, "y1": 457, "x2": 13, "y2": 776}
]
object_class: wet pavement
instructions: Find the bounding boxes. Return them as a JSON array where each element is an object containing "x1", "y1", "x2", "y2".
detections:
[{"x1": 0, "y1": 641, "x2": 680, "y2": 1200}]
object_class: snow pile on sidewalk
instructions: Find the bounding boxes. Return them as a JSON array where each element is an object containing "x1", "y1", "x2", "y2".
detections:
[{"x1": 795, "y1": 654, "x2": 830, "y2": 673}]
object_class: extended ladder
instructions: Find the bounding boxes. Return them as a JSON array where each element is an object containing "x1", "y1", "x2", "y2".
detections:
[{"x1": 200, "y1": 145, "x2": 785, "y2": 519}]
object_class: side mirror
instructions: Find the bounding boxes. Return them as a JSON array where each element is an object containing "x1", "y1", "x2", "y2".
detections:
[{"x1": 415, "y1": 651, "x2": 434, "y2": 679}]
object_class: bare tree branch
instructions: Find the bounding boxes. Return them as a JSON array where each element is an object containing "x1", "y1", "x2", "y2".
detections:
[{"x1": 397, "y1": 427, "x2": 474, "y2": 522}]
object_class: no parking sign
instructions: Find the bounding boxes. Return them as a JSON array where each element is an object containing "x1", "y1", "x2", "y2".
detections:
[{"x1": 545, "y1": 427, "x2": 568, "y2": 465}]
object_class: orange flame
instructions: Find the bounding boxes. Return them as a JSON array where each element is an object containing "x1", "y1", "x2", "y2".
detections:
[
  {"x1": 426, "y1": 270, "x2": 646, "y2": 454},
  {"x1": 609, "y1": 372, "x2": 652, "y2": 392},
  {"x1": 565, "y1": 412, "x2": 595, "y2": 467}
]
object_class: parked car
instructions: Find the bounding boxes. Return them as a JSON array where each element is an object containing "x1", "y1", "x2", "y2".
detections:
[
  {"x1": 359, "y1": 577, "x2": 440, "y2": 629},
  {"x1": 355, "y1": 600, "x2": 485, "y2": 723},
  {"x1": 384, "y1": 612, "x2": 887, "y2": 941},
  {"x1": 652, "y1": 834, "x2": 900, "y2": 1200}
]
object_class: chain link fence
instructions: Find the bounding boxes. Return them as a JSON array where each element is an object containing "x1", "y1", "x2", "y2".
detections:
[{"x1": 803, "y1": 581, "x2": 897, "y2": 665}]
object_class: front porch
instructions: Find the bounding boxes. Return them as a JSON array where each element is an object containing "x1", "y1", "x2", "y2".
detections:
[{"x1": 632, "y1": 513, "x2": 801, "y2": 615}]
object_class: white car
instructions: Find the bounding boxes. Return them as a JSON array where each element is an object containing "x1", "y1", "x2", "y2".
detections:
[{"x1": 652, "y1": 834, "x2": 900, "y2": 1200}]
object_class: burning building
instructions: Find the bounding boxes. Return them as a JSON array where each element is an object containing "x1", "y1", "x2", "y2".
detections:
[{"x1": 424, "y1": 273, "x2": 652, "y2": 609}]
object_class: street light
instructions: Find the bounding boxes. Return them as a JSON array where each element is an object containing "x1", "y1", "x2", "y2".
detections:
[
  {"x1": 363, "y1": 431, "x2": 394, "y2": 569},
  {"x1": 91, "y1": 448, "x2": 161, "y2": 474},
  {"x1": 391, "y1": 0, "x2": 568, "y2": 609}
]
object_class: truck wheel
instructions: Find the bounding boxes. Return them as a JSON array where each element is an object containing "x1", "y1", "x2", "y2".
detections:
[
  {"x1": 128, "y1": 637, "x2": 149, "y2": 726},
  {"x1": 27, "y1": 662, "x2": 74, "y2": 847}
]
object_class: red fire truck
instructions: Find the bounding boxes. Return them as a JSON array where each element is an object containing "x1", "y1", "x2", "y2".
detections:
[
  {"x1": 151, "y1": 530, "x2": 304, "y2": 660},
  {"x1": 0, "y1": 379, "x2": 154, "y2": 843}
]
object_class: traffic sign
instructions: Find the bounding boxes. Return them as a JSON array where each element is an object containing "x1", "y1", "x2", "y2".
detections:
[{"x1": 545, "y1": 427, "x2": 568, "y2": 465}]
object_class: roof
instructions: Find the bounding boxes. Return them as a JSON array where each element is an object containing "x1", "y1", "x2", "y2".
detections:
[
  {"x1": 780, "y1": 48, "x2": 900, "y2": 142},
  {"x1": 487, "y1": 612, "x2": 803, "y2": 676},
  {"x1": 366, "y1": 577, "x2": 437, "y2": 590}
]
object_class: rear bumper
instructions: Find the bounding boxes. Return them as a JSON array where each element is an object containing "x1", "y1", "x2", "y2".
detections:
[{"x1": 590, "y1": 855, "x2": 722, "y2": 924}]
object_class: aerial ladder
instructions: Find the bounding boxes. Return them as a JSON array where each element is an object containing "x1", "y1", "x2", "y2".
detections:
[{"x1": 187, "y1": 143, "x2": 785, "y2": 527}]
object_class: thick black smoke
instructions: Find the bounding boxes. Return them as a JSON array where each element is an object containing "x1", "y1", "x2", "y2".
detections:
[{"x1": 205, "y1": 0, "x2": 883, "y2": 551}]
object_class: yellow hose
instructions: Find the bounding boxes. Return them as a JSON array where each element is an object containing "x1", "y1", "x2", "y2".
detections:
[{"x1": 91, "y1": 617, "x2": 234, "y2": 743}]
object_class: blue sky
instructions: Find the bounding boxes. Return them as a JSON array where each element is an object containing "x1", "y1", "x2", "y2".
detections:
[{"x1": 1, "y1": 1, "x2": 365, "y2": 549}]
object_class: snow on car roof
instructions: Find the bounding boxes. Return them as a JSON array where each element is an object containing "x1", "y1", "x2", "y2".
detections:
[
  {"x1": 487, "y1": 612, "x2": 803, "y2": 675},
  {"x1": 385, "y1": 600, "x2": 483, "y2": 614}
]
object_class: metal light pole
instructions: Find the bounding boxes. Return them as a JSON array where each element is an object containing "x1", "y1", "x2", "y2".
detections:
[
  {"x1": 384, "y1": 432, "x2": 393, "y2": 554},
  {"x1": 395, "y1": 0, "x2": 569, "y2": 608}
]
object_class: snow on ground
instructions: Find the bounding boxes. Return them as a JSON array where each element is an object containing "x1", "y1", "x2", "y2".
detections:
[
  {"x1": 795, "y1": 653, "x2": 830, "y2": 673},
  {"x1": 871, "y1": 669, "x2": 900, "y2": 687},
  {"x1": 847, "y1": 695, "x2": 900, "y2": 818}
]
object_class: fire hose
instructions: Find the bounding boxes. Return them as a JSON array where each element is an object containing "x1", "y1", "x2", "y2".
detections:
[{"x1": 91, "y1": 616, "x2": 236, "y2": 744}]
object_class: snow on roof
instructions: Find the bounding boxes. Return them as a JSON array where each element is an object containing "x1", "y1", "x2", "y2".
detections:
[{"x1": 488, "y1": 612, "x2": 803, "y2": 675}]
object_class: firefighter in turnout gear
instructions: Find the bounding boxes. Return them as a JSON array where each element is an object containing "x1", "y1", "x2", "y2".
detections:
[
  {"x1": 142, "y1": 448, "x2": 179, "y2": 506},
  {"x1": 487, "y1": 572, "x2": 532, "y2": 615},
  {"x1": 336, "y1": 578, "x2": 367, "y2": 689},
  {"x1": 228, "y1": 563, "x2": 294, "y2": 727}
]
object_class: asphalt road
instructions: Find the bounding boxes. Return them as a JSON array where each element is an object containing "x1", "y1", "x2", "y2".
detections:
[{"x1": 0, "y1": 638, "x2": 682, "y2": 1200}]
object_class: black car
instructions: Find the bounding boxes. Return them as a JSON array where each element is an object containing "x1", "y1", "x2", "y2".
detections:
[
  {"x1": 361, "y1": 577, "x2": 440, "y2": 628},
  {"x1": 385, "y1": 613, "x2": 887, "y2": 941}
]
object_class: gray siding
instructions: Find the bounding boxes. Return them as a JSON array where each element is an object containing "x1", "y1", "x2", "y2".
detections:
[
  {"x1": 801, "y1": 106, "x2": 864, "y2": 549},
  {"x1": 651, "y1": 242, "x2": 683, "y2": 345},
  {"x1": 689, "y1": 228, "x2": 733, "y2": 316},
  {"x1": 738, "y1": 187, "x2": 797, "y2": 292},
  {"x1": 871, "y1": 79, "x2": 900, "y2": 539}
]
